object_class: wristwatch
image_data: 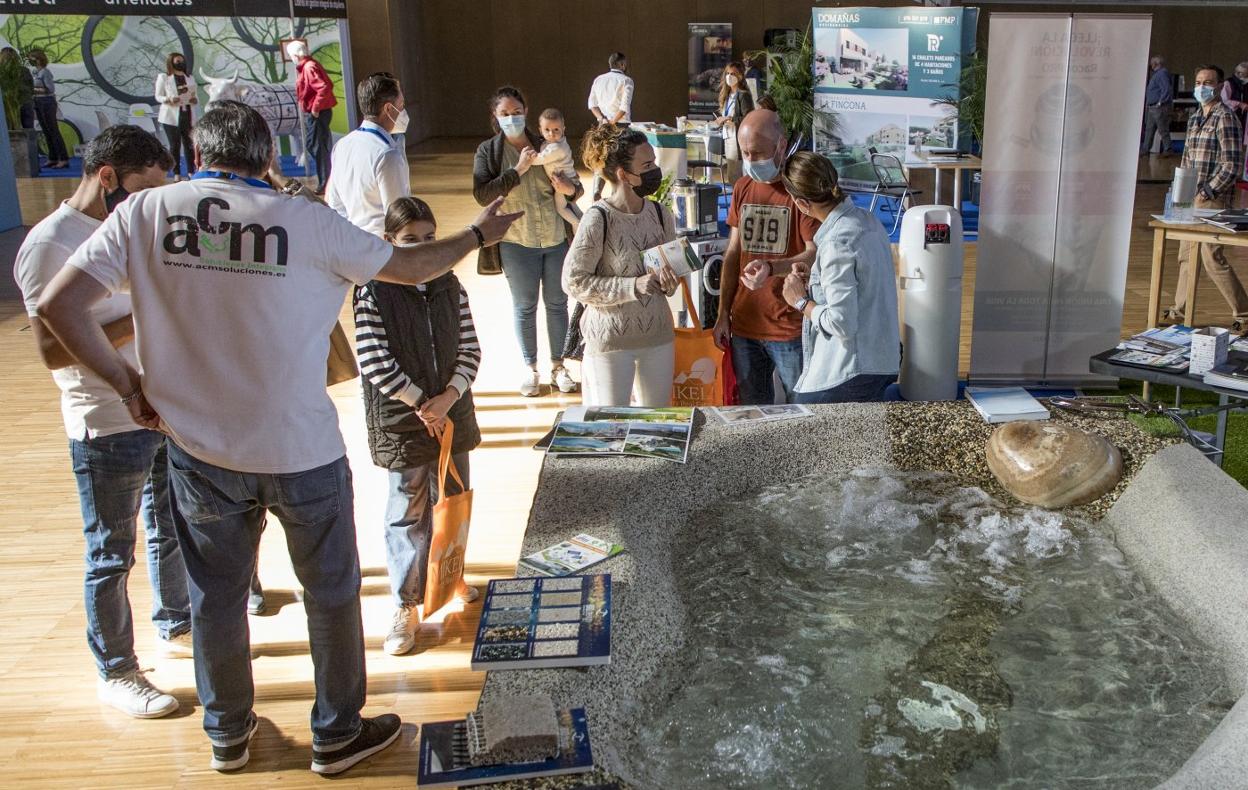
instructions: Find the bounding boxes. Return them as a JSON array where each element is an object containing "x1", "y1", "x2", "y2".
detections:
[{"x1": 793, "y1": 297, "x2": 810, "y2": 312}]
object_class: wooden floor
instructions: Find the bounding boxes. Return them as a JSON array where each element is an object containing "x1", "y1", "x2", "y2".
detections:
[{"x1": 0, "y1": 142, "x2": 1245, "y2": 787}]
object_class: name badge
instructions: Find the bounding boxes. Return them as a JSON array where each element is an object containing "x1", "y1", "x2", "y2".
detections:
[{"x1": 739, "y1": 203, "x2": 791, "y2": 256}]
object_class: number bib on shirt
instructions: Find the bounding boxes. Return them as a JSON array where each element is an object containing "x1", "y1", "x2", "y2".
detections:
[{"x1": 739, "y1": 203, "x2": 791, "y2": 256}]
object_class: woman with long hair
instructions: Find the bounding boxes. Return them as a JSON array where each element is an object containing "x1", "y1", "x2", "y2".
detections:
[
  {"x1": 712, "y1": 60, "x2": 755, "y2": 180},
  {"x1": 154, "y1": 52, "x2": 199, "y2": 181}
]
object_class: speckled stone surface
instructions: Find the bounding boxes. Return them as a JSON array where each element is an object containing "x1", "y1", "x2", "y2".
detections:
[{"x1": 478, "y1": 401, "x2": 1187, "y2": 788}]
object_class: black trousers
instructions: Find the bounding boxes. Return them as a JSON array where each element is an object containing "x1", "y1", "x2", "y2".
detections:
[
  {"x1": 34, "y1": 96, "x2": 68, "y2": 162},
  {"x1": 162, "y1": 110, "x2": 196, "y2": 177}
]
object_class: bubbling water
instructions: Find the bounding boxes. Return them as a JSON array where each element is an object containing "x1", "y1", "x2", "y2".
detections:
[{"x1": 626, "y1": 469, "x2": 1228, "y2": 789}]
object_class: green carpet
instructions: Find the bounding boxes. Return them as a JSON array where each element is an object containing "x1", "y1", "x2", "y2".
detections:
[{"x1": 1087, "y1": 383, "x2": 1248, "y2": 487}]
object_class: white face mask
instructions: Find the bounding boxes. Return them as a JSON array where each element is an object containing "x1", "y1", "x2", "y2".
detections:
[
  {"x1": 390, "y1": 106, "x2": 409, "y2": 135},
  {"x1": 725, "y1": 74, "x2": 739, "y2": 87}
]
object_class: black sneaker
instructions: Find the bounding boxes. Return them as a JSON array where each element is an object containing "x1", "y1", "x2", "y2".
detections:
[
  {"x1": 310, "y1": 714, "x2": 402, "y2": 775},
  {"x1": 210, "y1": 718, "x2": 259, "y2": 772}
]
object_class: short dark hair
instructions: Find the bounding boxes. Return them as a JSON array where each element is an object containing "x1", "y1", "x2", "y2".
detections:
[
  {"x1": 358, "y1": 72, "x2": 402, "y2": 118},
  {"x1": 384, "y1": 196, "x2": 437, "y2": 237},
  {"x1": 82, "y1": 125, "x2": 174, "y2": 178},
  {"x1": 609, "y1": 52, "x2": 627, "y2": 69},
  {"x1": 1197, "y1": 64, "x2": 1224, "y2": 82},
  {"x1": 539, "y1": 108, "x2": 564, "y2": 123},
  {"x1": 27, "y1": 48, "x2": 48, "y2": 69},
  {"x1": 193, "y1": 100, "x2": 273, "y2": 176}
]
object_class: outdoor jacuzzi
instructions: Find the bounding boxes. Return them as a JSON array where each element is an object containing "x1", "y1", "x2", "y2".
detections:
[{"x1": 482, "y1": 402, "x2": 1248, "y2": 789}]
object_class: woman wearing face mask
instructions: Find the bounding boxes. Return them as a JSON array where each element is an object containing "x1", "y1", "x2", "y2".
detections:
[
  {"x1": 154, "y1": 53, "x2": 199, "y2": 181},
  {"x1": 563, "y1": 125, "x2": 680, "y2": 407},
  {"x1": 473, "y1": 85, "x2": 583, "y2": 397},
  {"x1": 711, "y1": 61, "x2": 754, "y2": 181},
  {"x1": 778, "y1": 152, "x2": 899, "y2": 404}
]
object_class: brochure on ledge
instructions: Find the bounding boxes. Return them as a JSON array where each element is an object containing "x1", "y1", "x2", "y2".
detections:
[
  {"x1": 965, "y1": 386, "x2": 1050, "y2": 424},
  {"x1": 518, "y1": 533, "x2": 625, "y2": 577},
  {"x1": 546, "y1": 406, "x2": 694, "y2": 464},
  {"x1": 706, "y1": 404, "x2": 814, "y2": 426},
  {"x1": 417, "y1": 707, "x2": 594, "y2": 788}
]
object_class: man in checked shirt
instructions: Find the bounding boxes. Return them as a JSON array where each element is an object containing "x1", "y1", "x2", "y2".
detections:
[{"x1": 1167, "y1": 64, "x2": 1247, "y2": 334}]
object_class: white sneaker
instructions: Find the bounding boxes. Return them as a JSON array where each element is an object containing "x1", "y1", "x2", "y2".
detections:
[
  {"x1": 383, "y1": 604, "x2": 420, "y2": 656},
  {"x1": 552, "y1": 365, "x2": 579, "y2": 394},
  {"x1": 156, "y1": 630, "x2": 194, "y2": 659},
  {"x1": 97, "y1": 669, "x2": 179, "y2": 718},
  {"x1": 519, "y1": 369, "x2": 541, "y2": 397}
]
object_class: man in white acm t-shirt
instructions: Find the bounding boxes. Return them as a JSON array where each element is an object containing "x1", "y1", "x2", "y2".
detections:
[
  {"x1": 12, "y1": 125, "x2": 192, "y2": 720},
  {"x1": 37, "y1": 101, "x2": 522, "y2": 777},
  {"x1": 326, "y1": 71, "x2": 410, "y2": 236}
]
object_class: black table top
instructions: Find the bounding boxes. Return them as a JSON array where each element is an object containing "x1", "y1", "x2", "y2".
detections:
[{"x1": 1090, "y1": 348, "x2": 1248, "y2": 400}]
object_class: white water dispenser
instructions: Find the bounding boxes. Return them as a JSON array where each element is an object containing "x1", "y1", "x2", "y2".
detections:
[{"x1": 898, "y1": 206, "x2": 964, "y2": 401}]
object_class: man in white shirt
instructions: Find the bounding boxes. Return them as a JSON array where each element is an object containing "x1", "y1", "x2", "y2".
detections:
[
  {"x1": 12, "y1": 125, "x2": 191, "y2": 720},
  {"x1": 37, "y1": 101, "x2": 521, "y2": 776},
  {"x1": 326, "y1": 72, "x2": 410, "y2": 236},
  {"x1": 588, "y1": 52, "x2": 635, "y2": 199}
]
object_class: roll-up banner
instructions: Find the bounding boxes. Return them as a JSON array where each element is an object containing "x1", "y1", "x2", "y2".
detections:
[
  {"x1": 811, "y1": 6, "x2": 977, "y2": 189},
  {"x1": 688, "y1": 22, "x2": 732, "y2": 119},
  {"x1": 0, "y1": 8, "x2": 351, "y2": 157},
  {"x1": 969, "y1": 13, "x2": 1151, "y2": 385}
]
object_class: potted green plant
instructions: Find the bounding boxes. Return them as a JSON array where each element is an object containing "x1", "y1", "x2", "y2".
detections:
[
  {"x1": 0, "y1": 50, "x2": 39, "y2": 177},
  {"x1": 937, "y1": 51, "x2": 987, "y2": 154},
  {"x1": 746, "y1": 24, "x2": 842, "y2": 151}
]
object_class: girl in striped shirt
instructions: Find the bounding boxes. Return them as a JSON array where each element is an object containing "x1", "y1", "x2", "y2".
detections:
[{"x1": 354, "y1": 197, "x2": 483, "y2": 656}]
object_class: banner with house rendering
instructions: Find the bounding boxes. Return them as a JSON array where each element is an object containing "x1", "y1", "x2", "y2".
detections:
[{"x1": 811, "y1": 6, "x2": 977, "y2": 188}]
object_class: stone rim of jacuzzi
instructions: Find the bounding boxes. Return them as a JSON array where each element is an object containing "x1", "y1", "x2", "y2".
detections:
[{"x1": 480, "y1": 402, "x2": 1248, "y2": 789}]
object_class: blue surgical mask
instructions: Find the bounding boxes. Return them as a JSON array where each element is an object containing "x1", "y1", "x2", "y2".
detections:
[
  {"x1": 1194, "y1": 85, "x2": 1216, "y2": 104},
  {"x1": 743, "y1": 152, "x2": 780, "y2": 183},
  {"x1": 498, "y1": 114, "x2": 526, "y2": 136}
]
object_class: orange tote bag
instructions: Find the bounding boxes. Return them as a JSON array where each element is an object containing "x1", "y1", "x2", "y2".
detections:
[
  {"x1": 671, "y1": 279, "x2": 725, "y2": 407},
  {"x1": 423, "y1": 420, "x2": 473, "y2": 616}
]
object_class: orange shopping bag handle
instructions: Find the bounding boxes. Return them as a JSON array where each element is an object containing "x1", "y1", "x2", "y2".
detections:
[
  {"x1": 437, "y1": 418, "x2": 466, "y2": 498},
  {"x1": 679, "y1": 278, "x2": 702, "y2": 328}
]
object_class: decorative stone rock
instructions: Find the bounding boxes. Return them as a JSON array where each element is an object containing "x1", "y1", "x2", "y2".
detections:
[{"x1": 985, "y1": 421, "x2": 1123, "y2": 508}]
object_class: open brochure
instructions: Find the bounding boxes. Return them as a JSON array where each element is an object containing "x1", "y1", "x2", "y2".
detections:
[
  {"x1": 518, "y1": 534, "x2": 624, "y2": 577},
  {"x1": 642, "y1": 237, "x2": 699, "y2": 277},
  {"x1": 706, "y1": 404, "x2": 814, "y2": 426},
  {"x1": 417, "y1": 707, "x2": 594, "y2": 788},
  {"x1": 546, "y1": 406, "x2": 694, "y2": 464}
]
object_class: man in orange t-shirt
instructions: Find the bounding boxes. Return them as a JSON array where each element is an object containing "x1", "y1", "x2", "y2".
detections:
[{"x1": 713, "y1": 110, "x2": 820, "y2": 404}]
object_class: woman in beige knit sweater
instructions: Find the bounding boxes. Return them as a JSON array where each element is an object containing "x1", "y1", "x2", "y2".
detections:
[{"x1": 563, "y1": 126, "x2": 680, "y2": 406}]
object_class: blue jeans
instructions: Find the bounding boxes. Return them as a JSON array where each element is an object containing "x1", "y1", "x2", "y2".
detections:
[
  {"x1": 71, "y1": 430, "x2": 191, "y2": 678},
  {"x1": 385, "y1": 454, "x2": 470, "y2": 607},
  {"x1": 730, "y1": 336, "x2": 804, "y2": 405},
  {"x1": 499, "y1": 241, "x2": 570, "y2": 366},
  {"x1": 166, "y1": 443, "x2": 364, "y2": 749},
  {"x1": 794, "y1": 374, "x2": 896, "y2": 404}
]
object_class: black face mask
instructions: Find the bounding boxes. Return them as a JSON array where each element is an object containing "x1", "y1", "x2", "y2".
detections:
[
  {"x1": 173, "y1": 60, "x2": 185, "y2": 70},
  {"x1": 104, "y1": 185, "x2": 130, "y2": 215},
  {"x1": 630, "y1": 167, "x2": 663, "y2": 198}
]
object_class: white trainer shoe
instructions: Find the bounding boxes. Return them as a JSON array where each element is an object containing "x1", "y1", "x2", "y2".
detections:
[
  {"x1": 552, "y1": 365, "x2": 579, "y2": 394},
  {"x1": 383, "y1": 604, "x2": 420, "y2": 656},
  {"x1": 97, "y1": 669, "x2": 179, "y2": 718},
  {"x1": 519, "y1": 369, "x2": 541, "y2": 397},
  {"x1": 156, "y1": 630, "x2": 194, "y2": 659}
]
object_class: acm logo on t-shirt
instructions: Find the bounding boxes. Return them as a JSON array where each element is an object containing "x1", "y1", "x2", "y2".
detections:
[{"x1": 163, "y1": 197, "x2": 289, "y2": 277}]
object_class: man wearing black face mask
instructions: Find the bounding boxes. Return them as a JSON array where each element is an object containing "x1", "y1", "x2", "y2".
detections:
[
  {"x1": 155, "y1": 52, "x2": 199, "y2": 181},
  {"x1": 12, "y1": 126, "x2": 190, "y2": 719}
]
